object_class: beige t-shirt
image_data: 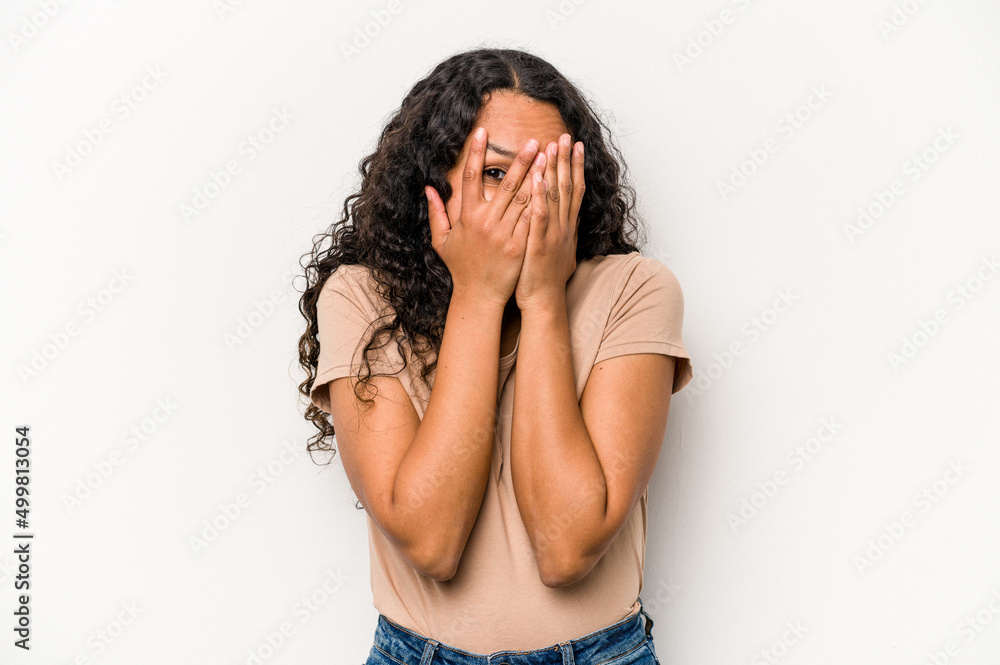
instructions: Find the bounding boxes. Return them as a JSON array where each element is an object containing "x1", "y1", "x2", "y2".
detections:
[{"x1": 310, "y1": 250, "x2": 693, "y2": 653}]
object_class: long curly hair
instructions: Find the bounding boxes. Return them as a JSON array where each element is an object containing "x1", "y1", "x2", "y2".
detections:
[{"x1": 297, "y1": 46, "x2": 647, "y2": 465}]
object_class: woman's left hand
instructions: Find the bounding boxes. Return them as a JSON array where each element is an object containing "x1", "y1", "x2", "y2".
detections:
[{"x1": 514, "y1": 133, "x2": 586, "y2": 311}]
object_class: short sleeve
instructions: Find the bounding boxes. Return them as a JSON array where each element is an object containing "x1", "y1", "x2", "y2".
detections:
[
  {"x1": 310, "y1": 265, "x2": 405, "y2": 413},
  {"x1": 593, "y1": 255, "x2": 693, "y2": 394}
]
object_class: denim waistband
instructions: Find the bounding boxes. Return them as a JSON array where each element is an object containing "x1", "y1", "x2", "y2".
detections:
[{"x1": 371, "y1": 597, "x2": 655, "y2": 665}]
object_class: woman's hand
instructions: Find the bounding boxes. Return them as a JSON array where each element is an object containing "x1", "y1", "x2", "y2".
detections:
[
  {"x1": 514, "y1": 133, "x2": 585, "y2": 311},
  {"x1": 426, "y1": 128, "x2": 547, "y2": 308}
]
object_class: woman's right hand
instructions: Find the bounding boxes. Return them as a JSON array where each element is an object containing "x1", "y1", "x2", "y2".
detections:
[{"x1": 425, "y1": 127, "x2": 547, "y2": 308}]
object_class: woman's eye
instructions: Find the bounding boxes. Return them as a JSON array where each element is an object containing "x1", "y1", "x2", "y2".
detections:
[{"x1": 483, "y1": 167, "x2": 507, "y2": 182}]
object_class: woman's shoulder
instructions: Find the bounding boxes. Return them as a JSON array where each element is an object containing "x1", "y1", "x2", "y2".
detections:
[
  {"x1": 578, "y1": 249, "x2": 670, "y2": 269},
  {"x1": 324, "y1": 262, "x2": 372, "y2": 285},
  {"x1": 321, "y1": 263, "x2": 386, "y2": 296},
  {"x1": 573, "y1": 250, "x2": 679, "y2": 291},
  {"x1": 318, "y1": 263, "x2": 390, "y2": 317}
]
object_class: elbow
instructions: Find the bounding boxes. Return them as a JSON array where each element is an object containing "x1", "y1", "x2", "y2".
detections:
[
  {"x1": 535, "y1": 545, "x2": 599, "y2": 588},
  {"x1": 379, "y1": 497, "x2": 468, "y2": 581},
  {"x1": 404, "y1": 538, "x2": 463, "y2": 582},
  {"x1": 417, "y1": 557, "x2": 460, "y2": 583}
]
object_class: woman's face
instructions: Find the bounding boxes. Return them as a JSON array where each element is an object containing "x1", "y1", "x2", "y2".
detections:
[{"x1": 443, "y1": 90, "x2": 571, "y2": 222}]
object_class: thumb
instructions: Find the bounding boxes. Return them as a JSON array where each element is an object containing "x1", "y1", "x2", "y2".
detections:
[{"x1": 425, "y1": 186, "x2": 451, "y2": 248}]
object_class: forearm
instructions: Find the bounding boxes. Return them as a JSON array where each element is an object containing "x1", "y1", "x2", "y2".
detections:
[
  {"x1": 389, "y1": 288, "x2": 503, "y2": 574},
  {"x1": 509, "y1": 292, "x2": 609, "y2": 583}
]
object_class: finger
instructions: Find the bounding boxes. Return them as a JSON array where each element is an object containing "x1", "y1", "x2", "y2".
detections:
[
  {"x1": 544, "y1": 141, "x2": 559, "y2": 229},
  {"x1": 425, "y1": 186, "x2": 450, "y2": 248},
  {"x1": 530, "y1": 171, "x2": 549, "y2": 241},
  {"x1": 461, "y1": 126, "x2": 488, "y2": 216},
  {"x1": 568, "y1": 141, "x2": 586, "y2": 231},
  {"x1": 489, "y1": 138, "x2": 539, "y2": 224},
  {"x1": 516, "y1": 172, "x2": 544, "y2": 249},
  {"x1": 556, "y1": 133, "x2": 573, "y2": 228},
  {"x1": 511, "y1": 192, "x2": 531, "y2": 251},
  {"x1": 502, "y1": 150, "x2": 546, "y2": 237}
]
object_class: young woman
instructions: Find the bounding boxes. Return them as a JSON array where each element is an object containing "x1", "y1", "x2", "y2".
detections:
[{"x1": 298, "y1": 46, "x2": 693, "y2": 665}]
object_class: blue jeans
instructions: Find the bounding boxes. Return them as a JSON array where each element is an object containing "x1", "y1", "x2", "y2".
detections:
[{"x1": 363, "y1": 597, "x2": 661, "y2": 665}]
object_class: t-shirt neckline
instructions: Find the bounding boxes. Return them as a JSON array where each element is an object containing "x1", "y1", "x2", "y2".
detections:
[{"x1": 499, "y1": 332, "x2": 520, "y2": 369}]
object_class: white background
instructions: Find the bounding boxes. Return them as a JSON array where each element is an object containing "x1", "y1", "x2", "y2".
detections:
[{"x1": 3, "y1": 1, "x2": 1000, "y2": 663}]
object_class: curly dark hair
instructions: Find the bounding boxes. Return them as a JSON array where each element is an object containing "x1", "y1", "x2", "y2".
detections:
[{"x1": 297, "y1": 45, "x2": 648, "y2": 465}]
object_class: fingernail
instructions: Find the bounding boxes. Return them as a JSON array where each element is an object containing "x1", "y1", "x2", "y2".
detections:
[
  {"x1": 474, "y1": 127, "x2": 485, "y2": 141},
  {"x1": 533, "y1": 152, "x2": 545, "y2": 168},
  {"x1": 526, "y1": 138, "x2": 539, "y2": 152}
]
